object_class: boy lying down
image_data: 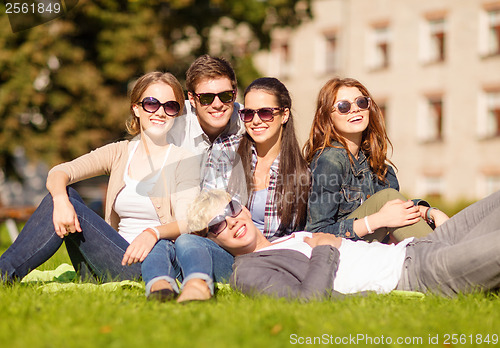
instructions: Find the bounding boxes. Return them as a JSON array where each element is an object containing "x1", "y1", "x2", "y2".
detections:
[{"x1": 187, "y1": 189, "x2": 500, "y2": 299}]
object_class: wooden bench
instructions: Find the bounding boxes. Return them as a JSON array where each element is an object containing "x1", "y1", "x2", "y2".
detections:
[{"x1": 0, "y1": 206, "x2": 36, "y2": 242}]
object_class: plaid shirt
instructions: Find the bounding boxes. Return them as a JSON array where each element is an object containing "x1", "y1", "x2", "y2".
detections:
[{"x1": 202, "y1": 134, "x2": 289, "y2": 239}]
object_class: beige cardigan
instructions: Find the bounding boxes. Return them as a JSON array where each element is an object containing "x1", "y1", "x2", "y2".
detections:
[{"x1": 48, "y1": 137, "x2": 200, "y2": 233}]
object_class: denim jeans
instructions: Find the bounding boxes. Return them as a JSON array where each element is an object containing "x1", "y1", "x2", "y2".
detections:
[
  {"x1": 174, "y1": 234, "x2": 234, "y2": 295},
  {"x1": 0, "y1": 188, "x2": 141, "y2": 282},
  {"x1": 397, "y1": 190, "x2": 500, "y2": 296},
  {"x1": 141, "y1": 239, "x2": 181, "y2": 296}
]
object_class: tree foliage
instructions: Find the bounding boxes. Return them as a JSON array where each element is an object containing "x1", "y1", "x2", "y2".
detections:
[{"x1": 0, "y1": 0, "x2": 311, "y2": 178}]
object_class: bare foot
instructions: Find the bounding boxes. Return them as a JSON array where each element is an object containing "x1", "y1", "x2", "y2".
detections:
[
  {"x1": 177, "y1": 278, "x2": 211, "y2": 303},
  {"x1": 148, "y1": 280, "x2": 177, "y2": 302},
  {"x1": 150, "y1": 279, "x2": 173, "y2": 292}
]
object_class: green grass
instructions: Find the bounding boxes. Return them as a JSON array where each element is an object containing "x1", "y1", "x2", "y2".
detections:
[
  {"x1": 2, "y1": 224, "x2": 500, "y2": 347},
  {"x1": 1, "y1": 284, "x2": 499, "y2": 347}
]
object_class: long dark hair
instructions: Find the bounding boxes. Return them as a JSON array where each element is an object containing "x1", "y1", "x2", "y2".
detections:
[
  {"x1": 303, "y1": 77, "x2": 394, "y2": 182},
  {"x1": 237, "y1": 77, "x2": 310, "y2": 231}
]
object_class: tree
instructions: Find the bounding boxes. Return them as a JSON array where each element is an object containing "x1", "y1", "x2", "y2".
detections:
[{"x1": 0, "y1": 0, "x2": 311, "y2": 180}]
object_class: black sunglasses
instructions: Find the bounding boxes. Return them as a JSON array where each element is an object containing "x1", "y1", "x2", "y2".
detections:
[
  {"x1": 333, "y1": 96, "x2": 371, "y2": 115},
  {"x1": 138, "y1": 97, "x2": 181, "y2": 116},
  {"x1": 194, "y1": 90, "x2": 235, "y2": 106},
  {"x1": 238, "y1": 107, "x2": 284, "y2": 123},
  {"x1": 207, "y1": 200, "x2": 243, "y2": 236}
]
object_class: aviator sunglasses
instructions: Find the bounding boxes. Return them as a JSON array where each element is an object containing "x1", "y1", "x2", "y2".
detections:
[
  {"x1": 138, "y1": 97, "x2": 181, "y2": 116},
  {"x1": 194, "y1": 90, "x2": 236, "y2": 106},
  {"x1": 238, "y1": 107, "x2": 284, "y2": 123},
  {"x1": 207, "y1": 200, "x2": 243, "y2": 236},
  {"x1": 333, "y1": 96, "x2": 371, "y2": 115}
]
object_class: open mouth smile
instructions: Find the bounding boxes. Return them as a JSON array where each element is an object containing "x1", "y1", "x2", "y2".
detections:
[
  {"x1": 348, "y1": 116, "x2": 363, "y2": 123},
  {"x1": 234, "y1": 225, "x2": 246, "y2": 238},
  {"x1": 150, "y1": 118, "x2": 166, "y2": 126},
  {"x1": 250, "y1": 126, "x2": 268, "y2": 133},
  {"x1": 209, "y1": 110, "x2": 226, "y2": 118}
]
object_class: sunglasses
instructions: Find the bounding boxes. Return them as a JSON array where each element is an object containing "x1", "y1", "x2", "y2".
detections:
[
  {"x1": 333, "y1": 96, "x2": 371, "y2": 115},
  {"x1": 238, "y1": 107, "x2": 284, "y2": 123},
  {"x1": 138, "y1": 97, "x2": 181, "y2": 116},
  {"x1": 207, "y1": 200, "x2": 243, "y2": 236},
  {"x1": 194, "y1": 90, "x2": 235, "y2": 106}
]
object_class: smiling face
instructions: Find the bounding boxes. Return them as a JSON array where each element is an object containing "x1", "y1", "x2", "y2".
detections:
[
  {"x1": 188, "y1": 77, "x2": 235, "y2": 141},
  {"x1": 243, "y1": 90, "x2": 289, "y2": 148},
  {"x1": 331, "y1": 86, "x2": 370, "y2": 142},
  {"x1": 207, "y1": 198, "x2": 267, "y2": 257},
  {"x1": 132, "y1": 82, "x2": 178, "y2": 138}
]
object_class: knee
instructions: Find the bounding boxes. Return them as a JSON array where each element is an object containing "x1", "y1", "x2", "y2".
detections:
[
  {"x1": 376, "y1": 188, "x2": 406, "y2": 201},
  {"x1": 67, "y1": 187, "x2": 85, "y2": 203},
  {"x1": 175, "y1": 233, "x2": 200, "y2": 248},
  {"x1": 175, "y1": 234, "x2": 212, "y2": 255}
]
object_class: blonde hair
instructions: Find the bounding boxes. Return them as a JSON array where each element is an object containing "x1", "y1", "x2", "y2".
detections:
[
  {"x1": 187, "y1": 190, "x2": 231, "y2": 236},
  {"x1": 126, "y1": 71, "x2": 185, "y2": 136}
]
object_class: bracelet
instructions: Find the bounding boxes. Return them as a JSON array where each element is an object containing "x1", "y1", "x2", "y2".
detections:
[
  {"x1": 149, "y1": 226, "x2": 161, "y2": 240},
  {"x1": 364, "y1": 216, "x2": 374, "y2": 234},
  {"x1": 426, "y1": 207, "x2": 436, "y2": 224},
  {"x1": 144, "y1": 228, "x2": 159, "y2": 241},
  {"x1": 426, "y1": 207, "x2": 436, "y2": 222}
]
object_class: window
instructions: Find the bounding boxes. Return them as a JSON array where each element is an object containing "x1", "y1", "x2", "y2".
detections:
[
  {"x1": 479, "y1": 5, "x2": 500, "y2": 57},
  {"x1": 271, "y1": 40, "x2": 292, "y2": 78},
  {"x1": 377, "y1": 100, "x2": 389, "y2": 131},
  {"x1": 368, "y1": 24, "x2": 391, "y2": 70},
  {"x1": 478, "y1": 90, "x2": 500, "y2": 138},
  {"x1": 314, "y1": 30, "x2": 340, "y2": 74},
  {"x1": 487, "y1": 9, "x2": 500, "y2": 55},
  {"x1": 421, "y1": 17, "x2": 446, "y2": 63},
  {"x1": 324, "y1": 33, "x2": 338, "y2": 73},
  {"x1": 487, "y1": 92, "x2": 500, "y2": 137},
  {"x1": 485, "y1": 175, "x2": 500, "y2": 195},
  {"x1": 418, "y1": 175, "x2": 444, "y2": 200},
  {"x1": 417, "y1": 95, "x2": 444, "y2": 142},
  {"x1": 479, "y1": 169, "x2": 500, "y2": 198}
]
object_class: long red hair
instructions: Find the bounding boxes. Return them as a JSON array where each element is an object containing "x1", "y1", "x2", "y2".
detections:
[{"x1": 303, "y1": 77, "x2": 395, "y2": 181}]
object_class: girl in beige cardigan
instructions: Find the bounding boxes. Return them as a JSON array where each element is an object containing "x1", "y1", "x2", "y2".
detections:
[{"x1": 0, "y1": 72, "x2": 200, "y2": 290}]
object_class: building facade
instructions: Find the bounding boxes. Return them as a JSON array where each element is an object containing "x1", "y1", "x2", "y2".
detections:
[{"x1": 254, "y1": 0, "x2": 500, "y2": 202}]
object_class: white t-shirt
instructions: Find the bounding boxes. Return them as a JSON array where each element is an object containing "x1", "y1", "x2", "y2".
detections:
[
  {"x1": 113, "y1": 142, "x2": 172, "y2": 243},
  {"x1": 259, "y1": 232, "x2": 411, "y2": 294}
]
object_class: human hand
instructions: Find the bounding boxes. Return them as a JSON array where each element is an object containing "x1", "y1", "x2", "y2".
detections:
[
  {"x1": 304, "y1": 233, "x2": 342, "y2": 249},
  {"x1": 428, "y1": 208, "x2": 450, "y2": 227},
  {"x1": 417, "y1": 205, "x2": 429, "y2": 219},
  {"x1": 52, "y1": 196, "x2": 82, "y2": 238},
  {"x1": 121, "y1": 231, "x2": 157, "y2": 266},
  {"x1": 376, "y1": 199, "x2": 421, "y2": 228}
]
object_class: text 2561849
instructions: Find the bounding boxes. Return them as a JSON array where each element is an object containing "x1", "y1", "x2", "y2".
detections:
[{"x1": 5, "y1": 2, "x2": 61, "y2": 14}]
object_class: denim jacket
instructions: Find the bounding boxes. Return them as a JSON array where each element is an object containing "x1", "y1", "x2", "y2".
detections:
[{"x1": 305, "y1": 145, "x2": 399, "y2": 239}]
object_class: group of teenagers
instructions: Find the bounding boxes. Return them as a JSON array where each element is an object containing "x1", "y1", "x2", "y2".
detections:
[{"x1": 1, "y1": 55, "x2": 500, "y2": 302}]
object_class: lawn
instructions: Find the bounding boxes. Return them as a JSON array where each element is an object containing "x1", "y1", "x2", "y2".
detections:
[{"x1": 1, "y1": 224, "x2": 500, "y2": 347}]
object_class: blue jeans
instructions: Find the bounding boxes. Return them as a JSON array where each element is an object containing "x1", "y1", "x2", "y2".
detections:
[
  {"x1": 141, "y1": 239, "x2": 181, "y2": 296},
  {"x1": 174, "y1": 234, "x2": 234, "y2": 295},
  {"x1": 0, "y1": 188, "x2": 141, "y2": 282}
]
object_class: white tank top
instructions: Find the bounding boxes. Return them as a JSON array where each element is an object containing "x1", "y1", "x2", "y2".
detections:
[{"x1": 114, "y1": 141, "x2": 172, "y2": 243}]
